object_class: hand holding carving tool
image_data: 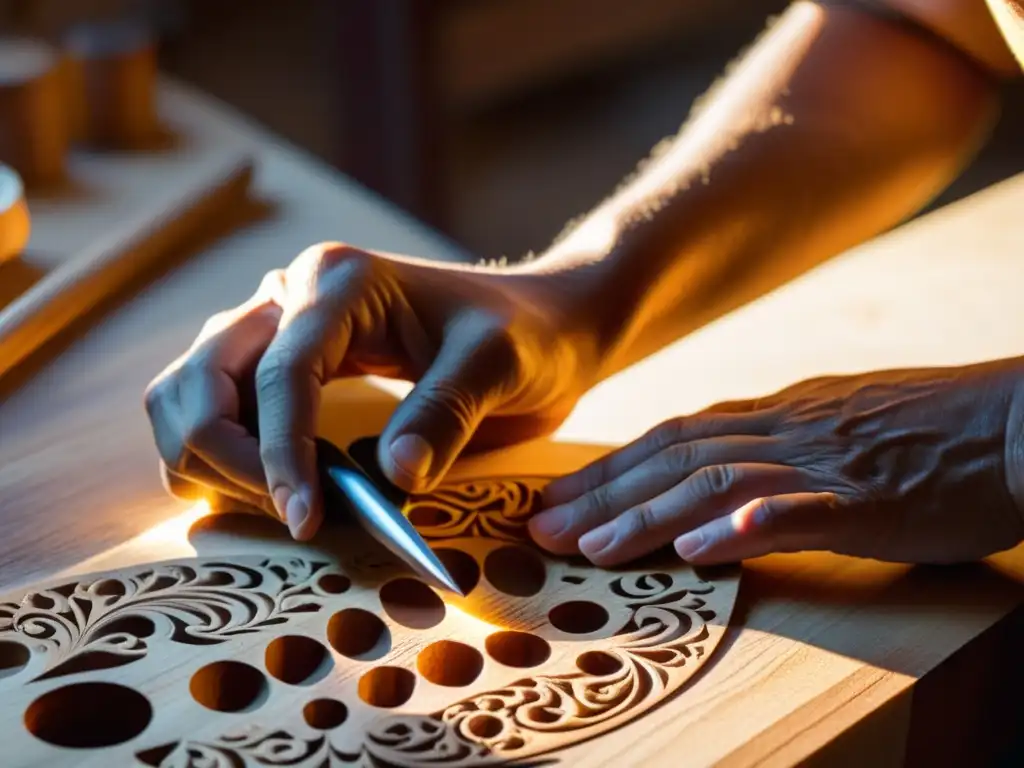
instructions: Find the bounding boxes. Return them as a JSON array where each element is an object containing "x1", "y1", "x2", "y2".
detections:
[{"x1": 316, "y1": 437, "x2": 464, "y2": 596}]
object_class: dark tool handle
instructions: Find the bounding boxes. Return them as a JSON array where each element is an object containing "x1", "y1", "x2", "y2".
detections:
[{"x1": 315, "y1": 436, "x2": 409, "y2": 518}]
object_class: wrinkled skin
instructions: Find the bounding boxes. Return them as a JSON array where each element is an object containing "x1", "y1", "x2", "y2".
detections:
[
  {"x1": 529, "y1": 361, "x2": 1024, "y2": 566},
  {"x1": 145, "y1": 244, "x2": 1024, "y2": 568},
  {"x1": 144, "y1": 243, "x2": 595, "y2": 540}
]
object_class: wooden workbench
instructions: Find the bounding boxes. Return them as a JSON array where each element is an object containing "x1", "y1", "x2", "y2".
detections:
[{"x1": 2, "y1": 79, "x2": 1024, "y2": 767}]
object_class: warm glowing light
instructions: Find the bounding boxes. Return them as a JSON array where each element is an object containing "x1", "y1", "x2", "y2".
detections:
[
  {"x1": 442, "y1": 601, "x2": 503, "y2": 634},
  {"x1": 136, "y1": 499, "x2": 212, "y2": 546}
]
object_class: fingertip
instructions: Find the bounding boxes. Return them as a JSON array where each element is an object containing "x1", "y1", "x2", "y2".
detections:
[
  {"x1": 381, "y1": 433, "x2": 438, "y2": 493},
  {"x1": 526, "y1": 509, "x2": 580, "y2": 555},
  {"x1": 578, "y1": 524, "x2": 616, "y2": 563}
]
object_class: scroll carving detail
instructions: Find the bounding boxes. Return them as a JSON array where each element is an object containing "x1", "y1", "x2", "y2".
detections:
[{"x1": 0, "y1": 559, "x2": 343, "y2": 681}]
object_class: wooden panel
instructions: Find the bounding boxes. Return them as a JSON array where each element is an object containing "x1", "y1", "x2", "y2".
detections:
[{"x1": 3, "y1": 77, "x2": 1024, "y2": 765}]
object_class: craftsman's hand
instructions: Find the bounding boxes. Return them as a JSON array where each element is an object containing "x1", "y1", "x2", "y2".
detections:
[
  {"x1": 529, "y1": 361, "x2": 1024, "y2": 566},
  {"x1": 145, "y1": 242, "x2": 597, "y2": 540}
]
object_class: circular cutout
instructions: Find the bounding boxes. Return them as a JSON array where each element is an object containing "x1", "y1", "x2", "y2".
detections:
[
  {"x1": 485, "y1": 631, "x2": 551, "y2": 668},
  {"x1": 467, "y1": 714, "x2": 504, "y2": 739},
  {"x1": 407, "y1": 503, "x2": 452, "y2": 528},
  {"x1": 433, "y1": 548, "x2": 480, "y2": 595},
  {"x1": 379, "y1": 578, "x2": 445, "y2": 630},
  {"x1": 303, "y1": 698, "x2": 348, "y2": 730},
  {"x1": 484, "y1": 545, "x2": 546, "y2": 597},
  {"x1": 190, "y1": 660, "x2": 267, "y2": 712},
  {"x1": 25, "y1": 682, "x2": 152, "y2": 748},
  {"x1": 265, "y1": 635, "x2": 330, "y2": 685},
  {"x1": 417, "y1": 640, "x2": 484, "y2": 687},
  {"x1": 358, "y1": 666, "x2": 416, "y2": 708},
  {"x1": 327, "y1": 608, "x2": 391, "y2": 661},
  {"x1": 317, "y1": 573, "x2": 351, "y2": 594},
  {"x1": 549, "y1": 601, "x2": 609, "y2": 634},
  {"x1": 0, "y1": 640, "x2": 30, "y2": 679},
  {"x1": 577, "y1": 651, "x2": 623, "y2": 676}
]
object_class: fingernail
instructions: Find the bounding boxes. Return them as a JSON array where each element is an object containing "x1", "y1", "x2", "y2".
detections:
[
  {"x1": 272, "y1": 486, "x2": 291, "y2": 522},
  {"x1": 529, "y1": 508, "x2": 570, "y2": 539},
  {"x1": 579, "y1": 524, "x2": 615, "y2": 558},
  {"x1": 674, "y1": 530, "x2": 703, "y2": 561},
  {"x1": 285, "y1": 489, "x2": 310, "y2": 539},
  {"x1": 390, "y1": 434, "x2": 434, "y2": 479}
]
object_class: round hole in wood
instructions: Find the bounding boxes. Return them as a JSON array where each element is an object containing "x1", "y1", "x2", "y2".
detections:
[
  {"x1": 327, "y1": 608, "x2": 391, "y2": 661},
  {"x1": 484, "y1": 545, "x2": 546, "y2": 597},
  {"x1": 358, "y1": 665, "x2": 416, "y2": 708},
  {"x1": 576, "y1": 650, "x2": 623, "y2": 676},
  {"x1": 317, "y1": 573, "x2": 351, "y2": 594},
  {"x1": 407, "y1": 503, "x2": 452, "y2": 528},
  {"x1": 485, "y1": 631, "x2": 551, "y2": 668},
  {"x1": 548, "y1": 601, "x2": 609, "y2": 634},
  {"x1": 303, "y1": 698, "x2": 348, "y2": 730},
  {"x1": 265, "y1": 635, "x2": 330, "y2": 685},
  {"x1": 379, "y1": 578, "x2": 445, "y2": 629},
  {"x1": 467, "y1": 713, "x2": 504, "y2": 739},
  {"x1": 417, "y1": 640, "x2": 484, "y2": 687},
  {"x1": 0, "y1": 640, "x2": 30, "y2": 679},
  {"x1": 25, "y1": 682, "x2": 152, "y2": 748},
  {"x1": 433, "y1": 548, "x2": 480, "y2": 595},
  {"x1": 190, "y1": 660, "x2": 267, "y2": 712}
]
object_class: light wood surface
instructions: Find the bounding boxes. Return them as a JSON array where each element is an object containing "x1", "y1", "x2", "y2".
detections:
[
  {"x1": 2, "y1": 78, "x2": 1024, "y2": 766},
  {"x1": 0, "y1": 464, "x2": 741, "y2": 767},
  {"x1": 0, "y1": 150, "x2": 252, "y2": 383}
]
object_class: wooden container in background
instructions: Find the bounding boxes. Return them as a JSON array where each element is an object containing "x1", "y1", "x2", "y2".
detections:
[
  {"x1": 0, "y1": 164, "x2": 31, "y2": 264},
  {"x1": 63, "y1": 18, "x2": 159, "y2": 149},
  {"x1": 0, "y1": 38, "x2": 67, "y2": 189}
]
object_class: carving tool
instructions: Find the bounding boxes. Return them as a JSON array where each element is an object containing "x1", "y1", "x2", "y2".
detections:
[{"x1": 316, "y1": 437, "x2": 464, "y2": 596}]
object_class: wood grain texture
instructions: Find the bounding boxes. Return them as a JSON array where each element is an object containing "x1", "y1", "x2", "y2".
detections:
[
  {"x1": 2, "y1": 78, "x2": 1024, "y2": 766},
  {"x1": 0, "y1": 466, "x2": 740, "y2": 767}
]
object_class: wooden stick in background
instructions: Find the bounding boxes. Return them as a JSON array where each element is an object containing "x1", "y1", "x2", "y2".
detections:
[{"x1": 0, "y1": 152, "x2": 254, "y2": 383}]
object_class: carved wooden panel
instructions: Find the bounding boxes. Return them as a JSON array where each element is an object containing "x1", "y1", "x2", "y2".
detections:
[{"x1": 0, "y1": 475, "x2": 739, "y2": 767}]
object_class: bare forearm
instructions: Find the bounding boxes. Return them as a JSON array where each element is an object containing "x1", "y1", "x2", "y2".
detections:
[{"x1": 515, "y1": 1, "x2": 1005, "y2": 379}]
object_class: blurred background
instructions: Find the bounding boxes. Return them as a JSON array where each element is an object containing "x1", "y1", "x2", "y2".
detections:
[{"x1": 4, "y1": 0, "x2": 1024, "y2": 260}]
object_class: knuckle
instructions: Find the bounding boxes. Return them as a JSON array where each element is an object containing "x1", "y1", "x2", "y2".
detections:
[
  {"x1": 258, "y1": 440, "x2": 281, "y2": 467},
  {"x1": 293, "y1": 242, "x2": 372, "y2": 285},
  {"x1": 694, "y1": 464, "x2": 735, "y2": 500},
  {"x1": 581, "y1": 483, "x2": 613, "y2": 519},
  {"x1": 255, "y1": 347, "x2": 302, "y2": 395},
  {"x1": 417, "y1": 379, "x2": 478, "y2": 430},
  {"x1": 198, "y1": 310, "x2": 231, "y2": 339},
  {"x1": 653, "y1": 417, "x2": 688, "y2": 448},
  {"x1": 626, "y1": 503, "x2": 656, "y2": 538},
  {"x1": 257, "y1": 268, "x2": 287, "y2": 296},
  {"x1": 662, "y1": 442, "x2": 697, "y2": 473},
  {"x1": 745, "y1": 496, "x2": 775, "y2": 530},
  {"x1": 143, "y1": 378, "x2": 166, "y2": 417}
]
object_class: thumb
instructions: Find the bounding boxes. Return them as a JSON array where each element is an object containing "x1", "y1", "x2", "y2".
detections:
[{"x1": 379, "y1": 323, "x2": 518, "y2": 492}]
